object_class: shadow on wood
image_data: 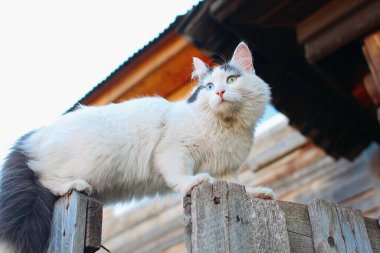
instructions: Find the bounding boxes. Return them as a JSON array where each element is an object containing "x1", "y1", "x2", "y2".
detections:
[{"x1": 184, "y1": 181, "x2": 380, "y2": 253}]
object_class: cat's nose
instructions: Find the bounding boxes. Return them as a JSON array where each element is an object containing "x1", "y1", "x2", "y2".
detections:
[{"x1": 216, "y1": 90, "x2": 225, "y2": 97}]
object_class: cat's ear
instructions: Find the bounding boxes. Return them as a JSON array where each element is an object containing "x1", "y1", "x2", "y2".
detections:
[
  {"x1": 192, "y1": 57, "x2": 209, "y2": 80},
  {"x1": 230, "y1": 42, "x2": 254, "y2": 72}
]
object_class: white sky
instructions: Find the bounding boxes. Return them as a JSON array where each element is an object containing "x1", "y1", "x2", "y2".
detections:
[{"x1": 0, "y1": 0, "x2": 201, "y2": 163}]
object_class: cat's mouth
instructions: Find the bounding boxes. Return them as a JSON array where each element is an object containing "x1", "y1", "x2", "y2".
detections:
[{"x1": 218, "y1": 96, "x2": 232, "y2": 104}]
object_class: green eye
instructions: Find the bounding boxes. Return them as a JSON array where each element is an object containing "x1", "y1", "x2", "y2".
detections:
[
  {"x1": 205, "y1": 83, "x2": 214, "y2": 91},
  {"x1": 227, "y1": 75, "x2": 238, "y2": 84}
]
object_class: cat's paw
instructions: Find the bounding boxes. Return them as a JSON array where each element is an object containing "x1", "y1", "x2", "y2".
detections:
[
  {"x1": 56, "y1": 179, "x2": 93, "y2": 196},
  {"x1": 179, "y1": 173, "x2": 216, "y2": 195},
  {"x1": 71, "y1": 179, "x2": 93, "y2": 196},
  {"x1": 246, "y1": 186, "x2": 275, "y2": 200}
]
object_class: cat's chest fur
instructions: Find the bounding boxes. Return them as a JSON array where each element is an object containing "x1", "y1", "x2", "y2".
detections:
[{"x1": 178, "y1": 119, "x2": 253, "y2": 177}]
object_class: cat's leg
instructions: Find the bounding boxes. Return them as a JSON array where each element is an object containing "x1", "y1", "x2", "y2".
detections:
[
  {"x1": 218, "y1": 173, "x2": 275, "y2": 199},
  {"x1": 38, "y1": 176, "x2": 93, "y2": 196},
  {"x1": 168, "y1": 173, "x2": 216, "y2": 195},
  {"x1": 155, "y1": 149, "x2": 216, "y2": 195},
  {"x1": 28, "y1": 158, "x2": 93, "y2": 196}
]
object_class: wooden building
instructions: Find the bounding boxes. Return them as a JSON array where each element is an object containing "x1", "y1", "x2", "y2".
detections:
[{"x1": 69, "y1": 1, "x2": 380, "y2": 252}]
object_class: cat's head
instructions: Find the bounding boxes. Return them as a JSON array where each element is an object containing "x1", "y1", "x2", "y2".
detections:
[{"x1": 188, "y1": 42, "x2": 270, "y2": 122}]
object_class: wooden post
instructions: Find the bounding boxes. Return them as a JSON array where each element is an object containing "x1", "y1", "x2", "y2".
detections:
[
  {"x1": 185, "y1": 182, "x2": 380, "y2": 253},
  {"x1": 185, "y1": 181, "x2": 290, "y2": 253},
  {"x1": 48, "y1": 192, "x2": 103, "y2": 253}
]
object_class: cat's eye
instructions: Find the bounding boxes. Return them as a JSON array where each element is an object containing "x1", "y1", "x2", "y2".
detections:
[
  {"x1": 205, "y1": 83, "x2": 214, "y2": 91},
  {"x1": 227, "y1": 75, "x2": 238, "y2": 84}
]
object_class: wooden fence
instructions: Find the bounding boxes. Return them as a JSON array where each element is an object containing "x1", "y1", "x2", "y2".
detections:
[
  {"x1": 46, "y1": 181, "x2": 380, "y2": 253},
  {"x1": 47, "y1": 192, "x2": 103, "y2": 253},
  {"x1": 184, "y1": 182, "x2": 380, "y2": 253}
]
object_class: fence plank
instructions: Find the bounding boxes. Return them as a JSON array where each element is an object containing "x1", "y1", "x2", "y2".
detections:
[
  {"x1": 278, "y1": 201, "x2": 314, "y2": 253},
  {"x1": 244, "y1": 196, "x2": 290, "y2": 252},
  {"x1": 190, "y1": 181, "x2": 229, "y2": 252},
  {"x1": 336, "y1": 206, "x2": 373, "y2": 253},
  {"x1": 308, "y1": 199, "x2": 373, "y2": 253},
  {"x1": 85, "y1": 198, "x2": 103, "y2": 253},
  {"x1": 183, "y1": 195, "x2": 192, "y2": 253},
  {"x1": 48, "y1": 192, "x2": 88, "y2": 253},
  {"x1": 187, "y1": 182, "x2": 290, "y2": 253},
  {"x1": 364, "y1": 218, "x2": 380, "y2": 252}
]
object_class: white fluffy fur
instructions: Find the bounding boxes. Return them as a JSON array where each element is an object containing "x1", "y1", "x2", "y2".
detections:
[
  {"x1": 22, "y1": 42, "x2": 274, "y2": 203},
  {"x1": 0, "y1": 241, "x2": 15, "y2": 253}
]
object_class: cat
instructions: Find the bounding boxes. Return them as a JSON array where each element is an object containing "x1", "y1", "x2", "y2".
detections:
[{"x1": 0, "y1": 42, "x2": 274, "y2": 253}]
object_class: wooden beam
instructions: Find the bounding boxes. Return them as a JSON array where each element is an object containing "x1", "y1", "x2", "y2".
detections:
[
  {"x1": 298, "y1": 1, "x2": 380, "y2": 62},
  {"x1": 85, "y1": 36, "x2": 197, "y2": 105},
  {"x1": 363, "y1": 30, "x2": 380, "y2": 110},
  {"x1": 297, "y1": 0, "x2": 368, "y2": 43},
  {"x1": 114, "y1": 44, "x2": 205, "y2": 103},
  {"x1": 166, "y1": 80, "x2": 197, "y2": 102}
]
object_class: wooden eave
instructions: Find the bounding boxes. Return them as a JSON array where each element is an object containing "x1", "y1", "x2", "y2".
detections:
[
  {"x1": 68, "y1": 22, "x2": 209, "y2": 111},
  {"x1": 178, "y1": 0, "x2": 380, "y2": 159}
]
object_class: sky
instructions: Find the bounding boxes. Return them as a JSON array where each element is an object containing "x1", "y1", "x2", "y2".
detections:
[{"x1": 0, "y1": 0, "x2": 201, "y2": 163}]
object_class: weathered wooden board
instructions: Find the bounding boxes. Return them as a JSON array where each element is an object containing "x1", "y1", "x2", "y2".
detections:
[
  {"x1": 48, "y1": 192, "x2": 88, "y2": 253},
  {"x1": 103, "y1": 204, "x2": 183, "y2": 253},
  {"x1": 185, "y1": 184, "x2": 380, "y2": 253},
  {"x1": 308, "y1": 199, "x2": 373, "y2": 253},
  {"x1": 278, "y1": 201, "x2": 314, "y2": 253},
  {"x1": 187, "y1": 182, "x2": 290, "y2": 253},
  {"x1": 363, "y1": 31, "x2": 380, "y2": 96},
  {"x1": 85, "y1": 198, "x2": 103, "y2": 253},
  {"x1": 102, "y1": 197, "x2": 180, "y2": 242},
  {"x1": 47, "y1": 192, "x2": 102, "y2": 253},
  {"x1": 299, "y1": 0, "x2": 380, "y2": 62}
]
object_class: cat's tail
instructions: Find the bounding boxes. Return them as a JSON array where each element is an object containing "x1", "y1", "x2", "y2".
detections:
[{"x1": 0, "y1": 132, "x2": 57, "y2": 253}]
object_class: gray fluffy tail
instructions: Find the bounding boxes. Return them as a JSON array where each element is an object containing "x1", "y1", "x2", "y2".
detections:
[{"x1": 0, "y1": 133, "x2": 57, "y2": 253}]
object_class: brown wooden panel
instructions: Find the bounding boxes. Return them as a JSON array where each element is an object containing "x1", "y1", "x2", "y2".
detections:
[
  {"x1": 115, "y1": 44, "x2": 206, "y2": 102},
  {"x1": 84, "y1": 35, "x2": 208, "y2": 105},
  {"x1": 363, "y1": 31, "x2": 380, "y2": 107},
  {"x1": 297, "y1": 0, "x2": 368, "y2": 43},
  {"x1": 302, "y1": 1, "x2": 380, "y2": 62}
]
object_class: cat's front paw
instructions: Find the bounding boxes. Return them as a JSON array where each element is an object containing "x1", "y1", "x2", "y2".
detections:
[
  {"x1": 56, "y1": 179, "x2": 93, "y2": 196},
  {"x1": 180, "y1": 173, "x2": 216, "y2": 195},
  {"x1": 246, "y1": 186, "x2": 275, "y2": 200}
]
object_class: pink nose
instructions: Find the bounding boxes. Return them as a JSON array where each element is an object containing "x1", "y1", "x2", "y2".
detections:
[{"x1": 216, "y1": 90, "x2": 225, "y2": 97}]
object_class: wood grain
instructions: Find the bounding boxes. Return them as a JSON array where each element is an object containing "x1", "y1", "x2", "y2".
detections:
[
  {"x1": 85, "y1": 198, "x2": 103, "y2": 253},
  {"x1": 302, "y1": 1, "x2": 380, "y2": 62},
  {"x1": 308, "y1": 199, "x2": 373, "y2": 253},
  {"x1": 48, "y1": 192, "x2": 88, "y2": 253},
  {"x1": 188, "y1": 182, "x2": 290, "y2": 253}
]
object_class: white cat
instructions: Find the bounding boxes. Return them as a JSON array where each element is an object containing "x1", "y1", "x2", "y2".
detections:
[{"x1": 0, "y1": 42, "x2": 274, "y2": 253}]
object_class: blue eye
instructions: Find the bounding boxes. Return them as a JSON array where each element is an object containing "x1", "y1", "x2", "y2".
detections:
[{"x1": 205, "y1": 83, "x2": 214, "y2": 91}]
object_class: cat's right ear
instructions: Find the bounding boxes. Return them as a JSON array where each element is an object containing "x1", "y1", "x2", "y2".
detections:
[{"x1": 192, "y1": 57, "x2": 209, "y2": 80}]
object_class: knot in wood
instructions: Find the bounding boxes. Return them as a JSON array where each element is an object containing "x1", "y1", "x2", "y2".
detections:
[
  {"x1": 327, "y1": 236, "x2": 335, "y2": 247},
  {"x1": 213, "y1": 197, "x2": 220, "y2": 204}
]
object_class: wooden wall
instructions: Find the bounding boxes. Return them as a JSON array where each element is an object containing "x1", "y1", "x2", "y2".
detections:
[{"x1": 99, "y1": 115, "x2": 380, "y2": 253}]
